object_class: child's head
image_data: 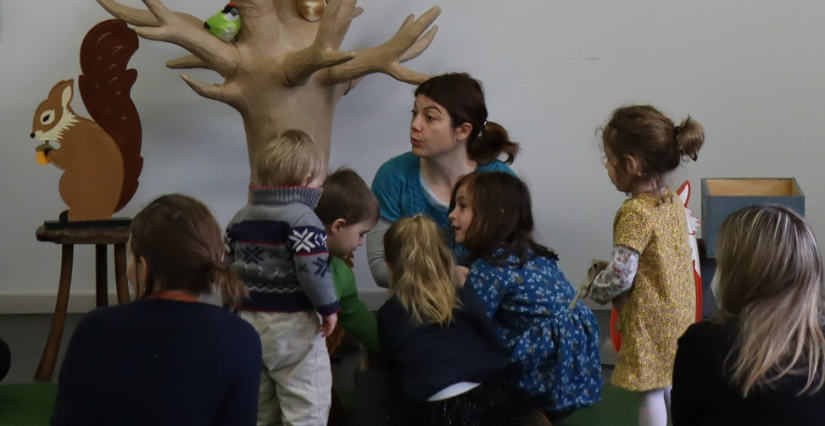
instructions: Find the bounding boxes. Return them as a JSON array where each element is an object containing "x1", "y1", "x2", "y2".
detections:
[
  {"x1": 256, "y1": 129, "x2": 327, "y2": 187},
  {"x1": 449, "y1": 171, "x2": 556, "y2": 265},
  {"x1": 383, "y1": 215, "x2": 460, "y2": 325},
  {"x1": 129, "y1": 194, "x2": 246, "y2": 307},
  {"x1": 716, "y1": 204, "x2": 825, "y2": 396},
  {"x1": 600, "y1": 105, "x2": 704, "y2": 192},
  {"x1": 413, "y1": 73, "x2": 520, "y2": 165},
  {"x1": 314, "y1": 168, "x2": 379, "y2": 258}
]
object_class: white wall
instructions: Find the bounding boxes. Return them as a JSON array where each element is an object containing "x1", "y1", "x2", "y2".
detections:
[{"x1": 2, "y1": 0, "x2": 824, "y2": 312}]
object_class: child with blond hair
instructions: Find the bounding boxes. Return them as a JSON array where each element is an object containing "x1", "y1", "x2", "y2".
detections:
[
  {"x1": 378, "y1": 215, "x2": 549, "y2": 426},
  {"x1": 225, "y1": 129, "x2": 338, "y2": 426}
]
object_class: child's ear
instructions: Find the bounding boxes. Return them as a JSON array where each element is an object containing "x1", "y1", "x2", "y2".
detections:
[
  {"x1": 624, "y1": 155, "x2": 644, "y2": 177},
  {"x1": 329, "y1": 218, "x2": 347, "y2": 235},
  {"x1": 301, "y1": 174, "x2": 312, "y2": 186}
]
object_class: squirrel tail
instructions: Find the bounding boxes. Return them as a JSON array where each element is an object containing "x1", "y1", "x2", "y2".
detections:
[{"x1": 78, "y1": 19, "x2": 143, "y2": 212}]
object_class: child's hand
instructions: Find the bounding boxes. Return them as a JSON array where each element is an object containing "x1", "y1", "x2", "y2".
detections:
[
  {"x1": 319, "y1": 313, "x2": 338, "y2": 337},
  {"x1": 455, "y1": 266, "x2": 470, "y2": 286}
]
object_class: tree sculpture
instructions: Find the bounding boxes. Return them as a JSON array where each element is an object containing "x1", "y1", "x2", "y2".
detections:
[{"x1": 97, "y1": 0, "x2": 440, "y2": 183}]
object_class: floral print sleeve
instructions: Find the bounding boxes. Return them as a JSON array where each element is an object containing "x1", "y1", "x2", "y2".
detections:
[
  {"x1": 589, "y1": 245, "x2": 639, "y2": 304},
  {"x1": 465, "y1": 262, "x2": 508, "y2": 319}
]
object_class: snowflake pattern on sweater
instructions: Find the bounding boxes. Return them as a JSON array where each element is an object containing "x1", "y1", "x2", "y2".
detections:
[{"x1": 225, "y1": 186, "x2": 339, "y2": 315}]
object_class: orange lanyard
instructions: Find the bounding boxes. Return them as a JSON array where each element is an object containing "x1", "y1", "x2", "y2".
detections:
[{"x1": 147, "y1": 290, "x2": 200, "y2": 303}]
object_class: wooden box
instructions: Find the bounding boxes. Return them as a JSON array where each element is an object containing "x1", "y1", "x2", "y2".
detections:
[{"x1": 701, "y1": 178, "x2": 805, "y2": 258}]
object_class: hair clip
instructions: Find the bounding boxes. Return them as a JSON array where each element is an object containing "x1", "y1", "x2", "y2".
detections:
[{"x1": 476, "y1": 120, "x2": 487, "y2": 139}]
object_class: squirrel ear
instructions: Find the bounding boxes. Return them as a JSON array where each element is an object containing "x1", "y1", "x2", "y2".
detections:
[{"x1": 60, "y1": 83, "x2": 73, "y2": 108}]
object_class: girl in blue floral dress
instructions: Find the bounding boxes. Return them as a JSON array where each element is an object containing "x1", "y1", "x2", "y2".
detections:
[{"x1": 449, "y1": 171, "x2": 602, "y2": 423}]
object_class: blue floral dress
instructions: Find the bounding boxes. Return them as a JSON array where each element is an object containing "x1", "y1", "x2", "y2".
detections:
[{"x1": 466, "y1": 248, "x2": 602, "y2": 413}]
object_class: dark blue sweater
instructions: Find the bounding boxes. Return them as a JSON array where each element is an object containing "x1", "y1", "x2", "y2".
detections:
[
  {"x1": 673, "y1": 319, "x2": 825, "y2": 426},
  {"x1": 377, "y1": 287, "x2": 507, "y2": 402},
  {"x1": 51, "y1": 299, "x2": 262, "y2": 426}
]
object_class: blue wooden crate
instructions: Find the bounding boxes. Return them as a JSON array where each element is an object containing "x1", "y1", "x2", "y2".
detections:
[{"x1": 701, "y1": 178, "x2": 805, "y2": 258}]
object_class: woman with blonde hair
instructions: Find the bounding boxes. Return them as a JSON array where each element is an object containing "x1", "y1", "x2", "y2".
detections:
[
  {"x1": 377, "y1": 215, "x2": 548, "y2": 426},
  {"x1": 672, "y1": 204, "x2": 825, "y2": 425}
]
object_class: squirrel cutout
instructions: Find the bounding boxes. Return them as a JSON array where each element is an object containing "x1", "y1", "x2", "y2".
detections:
[{"x1": 30, "y1": 19, "x2": 143, "y2": 223}]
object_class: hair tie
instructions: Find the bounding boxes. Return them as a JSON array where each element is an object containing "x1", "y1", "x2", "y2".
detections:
[
  {"x1": 476, "y1": 120, "x2": 488, "y2": 139},
  {"x1": 213, "y1": 259, "x2": 229, "y2": 272},
  {"x1": 673, "y1": 123, "x2": 683, "y2": 155}
]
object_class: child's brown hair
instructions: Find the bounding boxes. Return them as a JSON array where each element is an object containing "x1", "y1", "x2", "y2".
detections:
[
  {"x1": 601, "y1": 105, "x2": 704, "y2": 181},
  {"x1": 315, "y1": 168, "x2": 379, "y2": 226},
  {"x1": 450, "y1": 171, "x2": 556, "y2": 267},
  {"x1": 130, "y1": 194, "x2": 246, "y2": 307},
  {"x1": 256, "y1": 129, "x2": 326, "y2": 187}
]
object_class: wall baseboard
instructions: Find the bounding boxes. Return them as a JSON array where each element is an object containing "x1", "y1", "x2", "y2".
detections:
[
  {"x1": 0, "y1": 288, "x2": 394, "y2": 315},
  {"x1": 0, "y1": 288, "x2": 610, "y2": 316},
  {"x1": 0, "y1": 293, "x2": 125, "y2": 315}
]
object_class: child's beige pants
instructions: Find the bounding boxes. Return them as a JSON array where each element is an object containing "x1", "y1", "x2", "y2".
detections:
[{"x1": 240, "y1": 311, "x2": 332, "y2": 426}]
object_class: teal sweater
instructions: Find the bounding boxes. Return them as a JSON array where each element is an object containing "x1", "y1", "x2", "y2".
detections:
[{"x1": 330, "y1": 256, "x2": 380, "y2": 355}]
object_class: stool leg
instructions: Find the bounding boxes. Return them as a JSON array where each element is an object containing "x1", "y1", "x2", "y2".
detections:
[
  {"x1": 35, "y1": 244, "x2": 73, "y2": 381},
  {"x1": 95, "y1": 244, "x2": 108, "y2": 307},
  {"x1": 114, "y1": 244, "x2": 129, "y2": 304}
]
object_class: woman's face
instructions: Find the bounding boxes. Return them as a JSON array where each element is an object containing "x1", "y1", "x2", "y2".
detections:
[{"x1": 410, "y1": 95, "x2": 465, "y2": 159}]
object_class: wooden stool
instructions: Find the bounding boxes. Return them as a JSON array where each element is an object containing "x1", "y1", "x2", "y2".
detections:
[{"x1": 34, "y1": 225, "x2": 132, "y2": 381}]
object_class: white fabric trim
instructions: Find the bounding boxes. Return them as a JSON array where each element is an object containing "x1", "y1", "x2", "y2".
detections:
[
  {"x1": 426, "y1": 381, "x2": 482, "y2": 401},
  {"x1": 419, "y1": 173, "x2": 450, "y2": 210}
]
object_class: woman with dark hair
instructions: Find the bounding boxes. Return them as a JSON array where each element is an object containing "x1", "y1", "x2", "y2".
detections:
[
  {"x1": 367, "y1": 73, "x2": 520, "y2": 288},
  {"x1": 51, "y1": 194, "x2": 261, "y2": 426}
]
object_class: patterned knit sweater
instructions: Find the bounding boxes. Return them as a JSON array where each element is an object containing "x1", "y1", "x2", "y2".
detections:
[{"x1": 225, "y1": 186, "x2": 340, "y2": 315}]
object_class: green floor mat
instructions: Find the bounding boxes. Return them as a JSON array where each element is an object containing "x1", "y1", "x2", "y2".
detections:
[
  {"x1": 560, "y1": 383, "x2": 638, "y2": 426},
  {"x1": 0, "y1": 383, "x2": 58, "y2": 426},
  {"x1": 0, "y1": 382, "x2": 637, "y2": 426}
]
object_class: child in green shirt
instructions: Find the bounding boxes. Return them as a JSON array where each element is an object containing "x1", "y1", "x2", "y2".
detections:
[{"x1": 315, "y1": 168, "x2": 381, "y2": 356}]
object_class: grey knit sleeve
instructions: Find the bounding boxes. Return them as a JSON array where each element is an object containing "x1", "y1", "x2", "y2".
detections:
[
  {"x1": 289, "y1": 211, "x2": 340, "y2": 315},
  {"x1": 366, "y1": 218, "x2": 391, "y2": 288}
]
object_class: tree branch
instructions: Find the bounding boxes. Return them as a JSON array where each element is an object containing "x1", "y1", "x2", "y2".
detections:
[
  {"x1": 400, "y1": 26, "x2": 437, "y2": 62},
  {"x1": 180, "y1": 74, "x2": 237, "y2": 104},
  {"x1": 97, "y1": 0, "x2": 199, "y2": 28},
  {"x1": 167, "y1": 55, "x2": 207, "y2": 70},
  {"x1": 98, "y1": 0, "x2": 239, "y2": 77},
  {"x1": 323, "y1": 6, "x2": 440, "y2": 86},
  {"x1": 281, "y1": 0, "x2": 359, "y2": 86}
]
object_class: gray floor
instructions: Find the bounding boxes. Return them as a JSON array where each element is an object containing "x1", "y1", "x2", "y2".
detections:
[
  {"x1": 0, "y1": 309, "x2": 616, "y2": 386},
  {"x1": 0, "y1": 314, "x2": 84, "y2": 384}
]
